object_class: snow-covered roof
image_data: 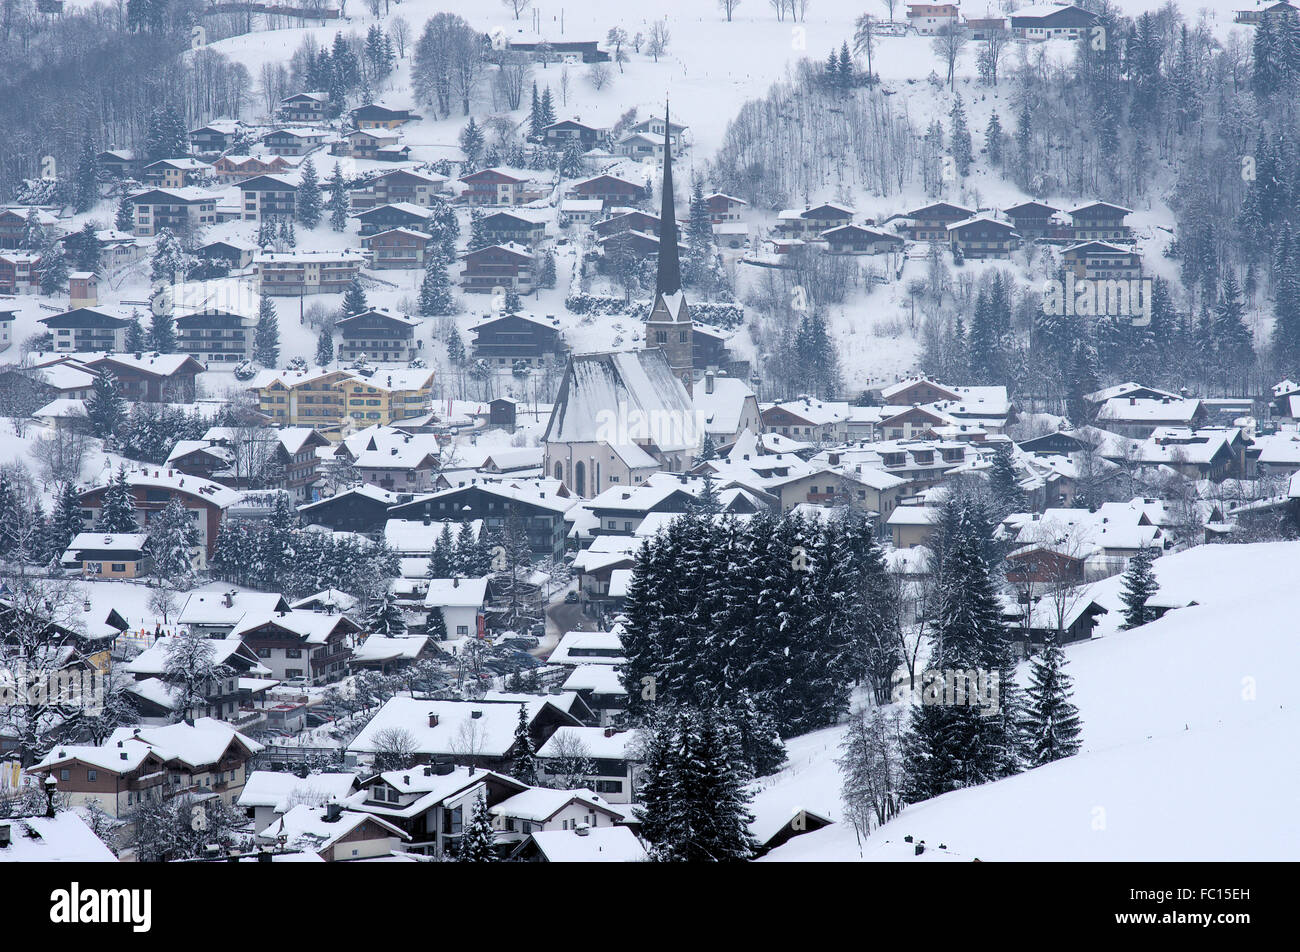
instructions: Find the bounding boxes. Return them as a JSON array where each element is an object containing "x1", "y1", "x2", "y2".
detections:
[
  {"x1": 524, "y1": 826, "x2": 648, "y2": 862},
  {"x1": 260, "y1": 805, "x2": 408, "y2": 854},
  {"x1": 490, "y1": 786, "x2": 618, "y2": 822},
  {"x1": 561, "y1": 664, "x2": 628, "y2": 695},
  {"x1": 349, "y1": 697, "x2": 578, "y2": 759},
  {"x1": 536, "y1": 726, "x2": 636, "y2": 761},
  {"x1": 0, "y1": 813, "x2": 116, "y2": 863},
  {"x1": 424, "y1": 577, "x2": 489, "y2": 609},
  {"x1": 238, "y1": 771, "x2": 358, "y2": 812}
]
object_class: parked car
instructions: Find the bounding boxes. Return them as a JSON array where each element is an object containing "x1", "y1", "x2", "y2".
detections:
[{"x1": 564, "y1": 591, "x2": 579, "y2": 604}]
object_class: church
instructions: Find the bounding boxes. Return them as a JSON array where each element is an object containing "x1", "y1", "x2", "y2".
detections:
[{"x1": 543, "y1": 104, "x2": 709, "y2": 498}]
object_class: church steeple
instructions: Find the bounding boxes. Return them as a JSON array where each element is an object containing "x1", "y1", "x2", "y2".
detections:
[{"x1": 655, "y1": 100, "x2": 682, "y2": 299}]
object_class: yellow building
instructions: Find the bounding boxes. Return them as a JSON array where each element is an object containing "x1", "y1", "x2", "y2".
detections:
[{"x1": 250, "y1": 367, "x2": 434, "y2": 433}]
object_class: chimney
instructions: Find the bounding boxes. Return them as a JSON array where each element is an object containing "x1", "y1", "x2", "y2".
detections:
[
  {"x1": 223, "y1": 591, "x2": 234, "y2": 608},
  {"x1": 428, "y1": 713, "x2": 439, "y2": 728},
  {"x1": 1130, "y1": 397, "x2": 1136, "y2": 405},
  {"x1": 705, "y1": 371, "x2": 715, "y2": 395},
  {"x1": 603, "y1": 727, "x2": 617, "y2": 738},
  {"x1": 323, "y1": 800, "x2": 342, "y2": 823},
  {"x1": 471, "y1": 709, "x2": 482, "y2": 719}
]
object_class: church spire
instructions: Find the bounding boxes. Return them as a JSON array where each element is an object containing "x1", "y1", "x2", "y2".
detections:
[{"x1": 655, "y1": 99, "x2": 682, "y2": 299}]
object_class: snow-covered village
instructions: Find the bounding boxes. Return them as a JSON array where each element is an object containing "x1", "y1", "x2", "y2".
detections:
[{"x1": 0, "y1": 0, "x2": 1292, "y2": 903}]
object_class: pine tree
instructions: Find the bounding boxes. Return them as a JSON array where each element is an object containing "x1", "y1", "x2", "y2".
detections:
[
  {"x1": 254, "y1": 295, "x2": 280, "y2": 367},
  {"x1": 425, "y1": 606, "x2": 448, "y2": 640},
  {"x1": 1213, "y1": 272, "x2": 1254, "y2": 390},
  {"x1": 417, "y1": 250, "x2": 456, "y2": 316},
  {"x1": 316, "y1": 328, "x2": 335, "y2": 366},
  {"x1": 297, "y1": 157, "x2": 322, "y2": 228},
  {"x1": 838, "y1": 41, "x2": 853, "y2": 89},
  {"x1": 510, "y1": 704, "x2": 538, "y2": 784},
  {"x1": 99, "y1": 465, "x2": 140, "y2": 533},
  {"x1": 365, "y1": 590, "x2": 406, "y2": 635},
  {"x1": 326, "y1": 162, "x2": 350, "y2": 232},
  {"x1": 989, "y1": 441, "x2": 1025, "y2": 515},
  {"x1": 426, "y1": 522, "x2": 455, "y2": 577},
  {"x1": 38, "y1": 246, "x2": 68, "y2": 295},
  {"x1": 149, "y1": 308, "x2": 176, "y2": 353},
  {"x1": 74, "y1": 139, "x2": 100, "y2": 213},
  {"x1": 446, "y1": 331, "x2": 466, "y2": 365},
  {"x1": 115, "y1": 195, "x2": 135, "y2": 232},
  {"x1": 985, "y1": 111, "x2": 1003, "y2": 166},
  {"x1": 457, "y1": 793, "x2": 496, "y2": 861},
  {"x1": 1119, "y1": 546, "x2": 1160, "y2": 629},
  {"x1": 539, "y1": 86, "x2": 556, "y2": 127},
  {"x1": 86, "y1": 371, "x2": 127, "y2": 439},
  {"x1": 528, "y1": 82, "x2": 543, "y2": 138},
  {"x1": 949, "y1": 95, "x2": 973, "y2": 178},
  {"x1": 150, "y1": 228, "x2": 185, "y2": 285},
  {"x1": 1022, "y1": 636, "x2": 1083, "y2": 766},
  {"x1": 49, "y1": 482, "x2": 86, "y2": 562},
  {"x1": 0, "y1": 473, "x2": 21, "y2": 557},
  {"x1": 144, "y1": 497, "x2": 200, "y2": 583},
  {"x1": 341, "y1": 277, "x2": 368, "y2": 317},
  {"x1": 459, "y1": 117, "x2": 484, "y2": 166}
]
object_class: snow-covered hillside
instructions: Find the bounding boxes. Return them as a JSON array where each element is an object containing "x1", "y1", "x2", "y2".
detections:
[{"x1": 758, "y1": 541, "x2": 1300, "y2": 861}]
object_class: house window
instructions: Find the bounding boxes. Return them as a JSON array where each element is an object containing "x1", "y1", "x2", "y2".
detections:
[
  {"x1": 286, "y1": 669, "x2": 303, "y2": 679},
  {"x1": 456, "y1": 625, "x2": 469, "y2": 636},
  {"x1": 59, "y1": 769, "x2": 69, "y2": 781},
  {"x1": 286, "y1": 648, "x2": 302, "y2": 659},
  {"x1": 87, "y1": 770, "x2": 97, "y2": 782}
]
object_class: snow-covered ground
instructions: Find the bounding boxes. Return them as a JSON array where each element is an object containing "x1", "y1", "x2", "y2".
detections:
[{"x1": 760, "y1": 542, "x2": 1300, "y2": 861}]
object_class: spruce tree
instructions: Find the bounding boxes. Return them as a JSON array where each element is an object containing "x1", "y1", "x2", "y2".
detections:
[
  {"x1": 949, "y1": 94, "x2": 973, "y2": 178},
  {"x1": 326, "y1": 162, "x2": 350, "y2": 232},
  {"x1": 341, "y1": 277, "x2": 368, "y2": 317},
  {"x1": 144, "y1": 497, "x2": 200, "y2": 583},
  {"x1": 86, "y1": 371, "x2": 127, "y2": 439},
  {"x1": 316, "y1": 328, "x2": 334, "y2": 366},
  {"x1": 985, "y1": 111, "x2": 1003, "y2": 166},
  {"x1": 115, "y1": 195, "x2": 135, "y2": 232},
  {"x1": 149, "y1": 308, "x2": 177, "y2": 353},
  {"x1": 99, "y1": 465, "x2": 140, "y2": 533},
  {"x1": 254, "y1": 295, "x2": 280, "y2": 367},
  {"x1": 39, "y1": 246, "x2": 68, "y2": 295},
  {"x1": 425, "y1": 606, "x2": 448, "y2": 640},
  {"x1": 1119, "y1": 546, "x2": 1160, "y2": 629},
  {"x1": 50, "y1": 482, "x2": 86, "y2": 562},
  {"x1": 125, "y1": 312, "x2": 147, "y2": 353},
  {"x1": 510, "y1": 704, "x2": 539, "y2": 784},
  {"x1": 1022, "y1": 636, "x2": 1083, "y2": 766},
  {"x1": 366, "y1": 590, "x2": 406, "y2": 635},
  {"x1": 457, "y1": 793, "x2": 497, "y2": 861},
  {"x1": 989, "y1": 441, "x2": 1025, "y2": 516},
  {"x1": 426, "y1": 522, "x2": 455, "y2": 577},
  {"x1": 417, "y1": 250, "x2": 456, "y2": 316}
]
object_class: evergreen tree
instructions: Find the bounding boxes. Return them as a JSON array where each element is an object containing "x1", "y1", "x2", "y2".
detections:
[
  {"x1": 457, "y1": 793, "x2": 496, "y2": 861},
  {"x1": 985, "y1": 110, "x2": 1003, "y2": 166},
  {"x1": 99, "y1": 465, "x2": 140, "y2": 533},
  {"x1": 539, "y1": 86, "x2": 556, "y2": 127},
  {"x1": 528, "y1": 82, "x2": 543, "y2": 137},
  {"x1": 1119, "y1": 546, "x2": 1160, "y2": 629},
  {"x1": 838, "y1": 41, "x2": 853, "y2": 89},
  {"x1": 459, "y1": 117, "x2": 484, "y2": 166},
  {"x1": 39, "y1": 245, "x2": 69, "y2": 295},
  {"x1": 1213, "y1": 272, "x2": 1254, "y2": 389},
  {"x1": 49, "y1": 482, "x2": 86, "y2": 562},
  {"x1": 365, "y1": 590, "x2": 406, "y2": 635},
  {"x1": 316, "y1": 328, "x2": 335, "y2": 366},
  {"x1": 297, "y1": 158, "x2": 322, "y2": 228},
  {"x1": 74, "y1": 139, "x2": 100, "y2": 213},
  {"x1": 1022, "y1": 636, "x2": 1083, "y2": 766},
  {"x1": 425, "y1": 606, "x2": 448, "y2": 640},
  {"x1": 144, "y1": 497, "x2": 200, "y2": 583},
  {"x1": 254, "y1": 295, "x2": 280, "y2": 367},
  {"x1": 0, "y1": 473, "x2": 21, "y2": 557},
  {"x1": 143, "y1": 106, "x2": 187, "y2": 162},
  {"x1": 326, "y1": 162, "x2": 351, "y2": 232},
  {"x1": 988, "y1": 441, "x2": 1025, "y2": 515},
  {"x1": 417, "y1": 250, "x2": 456, "y2": 316},
  {"x1": 510, "y1": 704, "x2": 538, "y2": 784},
  {"x1": 149, "y1": 308, "x2": 177, "y2": 353},
  {"x1": 150, "y1": 228, "x2": 185, "y2": 285},
  {"x1": 115, "y1": 195, "x2": 135, "y2": 232},
  {"x1": 949, "y1": 94, "x2": 973, "y2": 178},
  {"x1": 341, "y1": 277, "x2": 368, "y2": 317},
  {"x1": 446, "y1": 331, "x2": 466, "y2": 365},
  {"x1": 86, "y1": 371, "x2": 127, "y2": 439},
  {"x1": 426, "y1": 522, "x2": 455, "y2": 577}
]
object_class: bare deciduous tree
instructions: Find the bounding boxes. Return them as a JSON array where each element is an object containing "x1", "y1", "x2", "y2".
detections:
[
  {"x1": 931, "y1": 24, "x2": 968, "y2": 90},
  {"x1": 646, "y1": 21, "x2": 670, "y2": 62},
  {"x1": 586, "y1": 61, "x2": 612, "y2": 91},
  {"x1": 719, "y1": 0, "x2": 742, "y2": 21}
]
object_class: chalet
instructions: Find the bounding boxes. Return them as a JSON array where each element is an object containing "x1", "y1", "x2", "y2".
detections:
[
  {"x1": 567, "y1": 174, "x2": 647, "y2": 208},
  {"x1": 197, "y1": 238, "x2": 258, "y2": 271},
  {"x1": 1010, "y1": 3, "x2": 1101, "y2": 40},
  {"x1": 460, "y1": 243, "x2": 535, "y2": 294},
  {"x1": 81, "y1": 353, "x2": 204, "y2": 402},
  {"x1": 1137, "y1": 426, "x2": 1248, "y2": 482},
  {"x1": 591, "y1": 209, "x2": 660, "y2": 238},
  {"x1": 299, "y1": 484, "x2": 404, "y2": 534},
  {"x1": 1, "y1": 207, "x2": 50, "y2": 248},
  {"x1": 350, "y1": 635, "x2": 437, "y2": 674},
  {"x1": 510, "y1": 826, "x2": 649, "y2": 862},
  {"x1": 78, "y1": 468, "x2": 244, "y2": 562},
  {"x1": 250, "y1": 366, "x2": 432, "y2": 427},
  {"x1": 478, "y1": 210, "x2": 547, "y2": 246},
  {"x1": 1061, "y1": 241, "x2": 1143, "y2": 281},
  {"x1": 354, "y1": 202, "x2": 431, "y2": 236},
  {"x1": 964, "y1": 17, "x2": 1007, "y2": 39},
  {"x1": 333, "y1": 128, "x2": 402, "y2": 160},
  {"x1": 691, "y1": 324, "x2": 736, "y2": 371},
  {"x1": 142, "y1": 157, "x2": 210, "y2": 189},
  {"x1": 344, "y1": 765, "x2": 527, "y2": 857},
  {"x1": 470, "y1": 311, "x2": 566, "y2": 368},
  {"x1": 704, "y1": 193, "x2": 748, "y2": 224},
  {"x1": 254, "y1": 250, "x2": 365, "y2": 295},
  {"x1": 61, "y1": 532, "x2": 150, "y2": 578},
  {"x1": 542, "y1": 119, "x2": 605, "y2": 148},
  {"x1": 761, "y1": 396, "x2": 852, "y2": 442},
  {"x1": 176, "y1": 309, "x2": 255, "y2": 364},
  {"x1": 821, "y1": 223, "x2": 905, "y2": 255},
  {"x1": 189, "y1": 119, "x2": 245, "y2": 155},
  {"x1": 776, "y1": 203, "x2": 854, "y2": 239},
  {"x1": 1002, "y1": 596, "x2": 1109, "y2": 650},
  {"x1": 904, "y1": 202, "x2": 975, "y2": 240},
  {"x1": 630, "y1": 115, "x2": 688, "y2": 149},
  {"x1": 388, "y1": 481, "x2": 574, "y2": 560},
  {"x1": 1002, "y1": 201, "x2": 1060, "y2": 239},
  {"x1": 233, "y1": 609, "x2": 360, "y2": 685},
  {"x1": 1095, "y1": 395, "x2": 1206, "y2": 439},
  {"x1": 459, "y1": 168, "x2": 533, "y2": 206},
  {"x1": 257, "y1": 804, "x2": 409, "y2": 861},
  {"x1": 693, "y1": 371, "x2": 763, "y2": 445},
  {"x1": 597, "y1": 229, "x2": 659, "y2": 258},
  {"x1": 95, "y1": 149, "x2": 140, "y2": 178},
  {"x1": 31, "y1": 719, "x2": 264, "y2": 818},
  {"x1": 211, "y1": 153, "x2": 294, "y2": 183},
  {"x1": 491, "y1": 786, "x2": 625, "y2": 839},
  {"x1": 128, "y1": 187, "x2": 217, "y2": 237},
  {"x1": 424, "y1": 577, "x2": 489, "y2": 639},
  {"x1": 560, "y1": 666, "x2": 628, "y2": 729},
  {"x1": 1235, "y1": 2, "x2": 1300, "y2": 25},
  {"x1": 279, "y1": 91, "x2": 330, "y2": 123},
  {"x1": 348, "y1": 696, "x2": 583, "y2": 772},
  {"x1": 349, "y1": 168, "x2": 448, "y2": 210},
  {"x1": 948, "y1": 215, "x2": 1019, "y2": 259},
  {"x1": 615, "y1": 131, "x2": 667, "y2": 162},
  {"x1": 0, "y1": 252, "x2": 41, "y2": 294},
  {"x1": 906, "y1": 2, "x2": 960, "y2": 35},
  {"x1": 123, "y1": 636, "x2": 268, "y2": 722},
  {"x1": 1068, "y1": 201, "x2": 1132, "y2": 241},
  {"x1": 888, "y1": 505, "x2": 942, "y2": 549},
  {"x1": 39, "y1": 308, "x2": 130, "y2": 353},
  {"x1": 238, "y1": 174, "x2": 298, "y2": 223},
  {"x1": 336, "y1": 308, "x2": 421, "y2": 363},
  {"x1": 559, "y1": 198, "x2": 604, "y2": 225},
  {"x1": 350, "y1": 104, "x2": 420, "y2": 129},
  {"x1": 238, "y1": 771, "x2": 359, "y2": 834},
  {"x1": 263, "y1": 126, "x2": 329, "y2": 157},
  {"x1": 361, "y1": 228, "x2": 433, "y2": 270}
]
